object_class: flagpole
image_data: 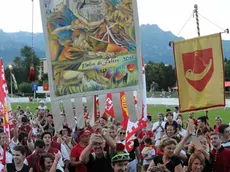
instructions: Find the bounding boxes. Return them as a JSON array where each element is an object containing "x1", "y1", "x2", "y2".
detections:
[{"x1": 193, "y1": 4, "x2": 200, "y2": 37}]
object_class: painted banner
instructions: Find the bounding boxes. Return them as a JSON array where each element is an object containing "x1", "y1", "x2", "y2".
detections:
[
  {"x1": 0, "y1": 59, "x2": 12, "y2": 139},
  {"x1": 40, "y1": 0, "x2": 142, "y2": 99},
  {"x1": 173, "y1": 33, "x2": 225, "y2": 112}
]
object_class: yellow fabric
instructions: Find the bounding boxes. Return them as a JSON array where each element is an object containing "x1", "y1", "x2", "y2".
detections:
[{"x1": 173, "y1": 33, "x2": 225, "y2": 112}]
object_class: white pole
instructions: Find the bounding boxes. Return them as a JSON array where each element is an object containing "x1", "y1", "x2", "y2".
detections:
[{"x1": 10, "y1": 72, "x2": 13, "y2": 97}]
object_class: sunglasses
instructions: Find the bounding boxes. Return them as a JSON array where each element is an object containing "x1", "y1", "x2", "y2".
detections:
[{"x1": 120, "y1": 132, "x2": 126, "y2": 135}]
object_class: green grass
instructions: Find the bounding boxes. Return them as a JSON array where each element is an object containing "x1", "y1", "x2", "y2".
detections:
[
  {"x1": 12, "y1": 103, "x2": 230, "y2": 127},
  {"x1": 148, "y1": 105, "x2": 230, "y2": 127}
]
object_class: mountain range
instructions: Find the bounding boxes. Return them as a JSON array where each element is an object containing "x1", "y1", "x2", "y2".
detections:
[{"x1": 0, "y1": 24, "x2": 230, "y2": 66}]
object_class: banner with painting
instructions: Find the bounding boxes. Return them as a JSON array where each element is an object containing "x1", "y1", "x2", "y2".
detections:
[{"x1": 40, "y1": 0, "x2": 142, "y2": 100}]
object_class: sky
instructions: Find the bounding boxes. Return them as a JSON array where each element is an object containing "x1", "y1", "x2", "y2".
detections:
[{"x1": 0, "y1": 0, "x2": 229, "y2": 40}]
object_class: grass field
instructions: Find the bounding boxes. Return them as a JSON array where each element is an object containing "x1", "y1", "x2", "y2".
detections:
[{"x1": 12, "y1": 103, "x2": 230, "y2": 127}]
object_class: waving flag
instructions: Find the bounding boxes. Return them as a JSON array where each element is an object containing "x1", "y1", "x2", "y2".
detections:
[
  {"x1": 173, "y1": 33, "x2": 225, "y2": 112},
  {"x1": 0, "y1": 58, "x2": 13, "y2": 167},
  {"x1": 125, "y1": 56, "x2": 147, "y2": 152},
  {"x1": 104, "y1": 93, "x2": 115, "y2": 118}
]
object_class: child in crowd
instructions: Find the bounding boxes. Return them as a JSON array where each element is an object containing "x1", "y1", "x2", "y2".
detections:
[{"x1": 141, "y1": 138, "x2": 156, "y2": 172}]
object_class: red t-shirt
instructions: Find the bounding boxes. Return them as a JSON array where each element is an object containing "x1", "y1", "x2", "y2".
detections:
[
  {"x1": 48, "y1": 147, "x2": 59, "y2": 155},
  {"x1": 19, "y1": 125, "x2": 32, "y2": 134},
  {"x1": 26, "y1": 153, "x2": 41, "y2": 172},
  {"x1": 211, "y1": 146, "x2": 230, "y2": 172},
  {"x1": 138, "y1": 131, "x2": 154, "y2": 160},
  {"x1": 70, "y1": 144, "x2": 87, "y2": 172}
]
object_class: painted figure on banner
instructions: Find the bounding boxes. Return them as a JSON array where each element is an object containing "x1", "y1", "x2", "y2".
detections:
[{"x1": 41, "y1": 0, "x2": 140, "y2": 96}]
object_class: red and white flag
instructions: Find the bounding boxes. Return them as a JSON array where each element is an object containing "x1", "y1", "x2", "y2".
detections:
[
  {"x1": 104, "y1": 93, "x2": 115, "y2": 118},
  {"x1": 125, "y1": 56, "x2": 148, "y2": 152}
]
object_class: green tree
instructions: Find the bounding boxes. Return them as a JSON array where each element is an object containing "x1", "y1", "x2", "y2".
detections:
[
  {"x1": 18, "y1": 82, "x2": 33, "y2": 94},
  {"x1": 5, "y1": 46, "x2": 40, "y2": 95},
  {"x1": 145, "y1": 61, "x2": 176, "y2": 91},
  {"x1": 5, "y1": 46, "x2": 40, "y2": 84},
  {"x1": 224, "y1": 58, "x2": 230, "y2": 81}
]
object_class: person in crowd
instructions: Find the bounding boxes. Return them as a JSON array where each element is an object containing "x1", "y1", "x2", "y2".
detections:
[
  {"x1": 41, "y1": 132, "x2": 66, "y2": 169},
  {"x1": 213, "y1": 117, "x2": 222, "y2": 132},
  {"x1": 185, "y1": 152, "x2": 205, "y2": 172},
  {"x1": 165, "y1": 112, "x2": 178, "y2": 131},
  {"x1": 109, "y1": 125, "x2": 117, "y2": 140},
  {"x1": 138, "y1": 127, "x2": 154, "y2": 161},
  {"x1": 210, "y1": 132, "x2": 230, "y2": 172},
  {"x1": 43, "y1": 114, "x2": 55, "y2": 136},
  {"x1": 38, "y1": 100, "x2": 47, "y2": 111},
  {"x1": 39, "y1": 153, "x2": 62, "y2": 172},
  {"x1": 176, "y1": 115, "x2": 187, "y2": 137},
  {"x1": 7, "y1": 145, "x2": 32, "y2": 172},
  {"x1": 19, "y1": 116, "x2": 32, "y2": 135},
  {"x1": 152, "y1": 113, "x2": 165, "y2": 146},
  {"x1": 218, "y1": 124, "x2": 230, "y2": 148},
  {"x1": 146, "y1": 114, "x2": 153, "y2": 131},
  {"x1": 141, "y1": 138, "x2": 155, "y2": 171},
  {"x1": 57, "y1": 126, "x2": 76, "y2": 154},
  {"x1": 25, "y1": 139, "x2": 46, "y2": 172},
  {"x1": 24, "y1": 107, "x2": 33, "y2": 120},
  {"x1": 116, "y1": 126, "x2": 141, "y2": 172},
  {"x1": 80, "y1": 133, "x2": 114, "y2": 172},
  {"x1": 99, "y1": 116, "x2": 108, "y2": 128},
  {"x1": 111, "y1": 146, "x2": 130, "y2": 172},
  {"x1": 70, "y1": 130, "x2": 90, "y2": 172},
  {"x1": 0, "y1": 120, "x2": 18, "y2": 165},
  {"x1": 196, "y1": 116, "x2": 210, "y2": 137},
  {"x1": 14, "y1": 105, "x2": 22, "y2": 117},
  {"x1": 147, "y1": 138, "x2": 183, "y2": 172},
  {"x1": 173, "y1": 106, "x2": 179, "y2": 121},
  {"x1": 188, "y1": 112, "x2": 198, "y2": 126}
]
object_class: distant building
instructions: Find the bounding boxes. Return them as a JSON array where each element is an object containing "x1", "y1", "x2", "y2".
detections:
[{"x1": 39, "y1": 58, "x2": 48, "y2": 79}]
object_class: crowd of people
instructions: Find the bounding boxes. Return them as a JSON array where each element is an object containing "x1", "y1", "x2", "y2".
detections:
[{"x1": 0, "y1": 101, "x2": 230, "y2": 172}]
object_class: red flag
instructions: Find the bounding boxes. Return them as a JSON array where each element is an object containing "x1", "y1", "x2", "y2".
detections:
[
  {"x1": 120, "y1": 92, "x2": 129, "y2": 129},
  {"x1": 43, "y1": 82, "x2": 49, "y2": 91},
  {"x1": 104, "y1": 93, "x2": 115, "y2": 118}
]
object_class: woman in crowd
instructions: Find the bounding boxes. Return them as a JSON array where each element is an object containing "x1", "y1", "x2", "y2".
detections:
[
  {"x1": 39, "y1": 153, "x2": 62, "y2": 172},
  {"x1": 185, "y1": 152, "x2": 205, "y2": 172},
  {"x1": 147, "y1": 138, "x2": 183, "y2": 172}
]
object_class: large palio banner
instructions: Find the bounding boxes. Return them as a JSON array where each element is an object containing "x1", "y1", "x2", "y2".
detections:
[
  {"x1": 39, "y1": 0, "x2": 142, "y2": 99},
  {"x1": 173, "y1": 33, "x2": 225, "y2": 113}
]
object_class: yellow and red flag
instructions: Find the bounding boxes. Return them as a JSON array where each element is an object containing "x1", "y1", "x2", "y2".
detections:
[
  {"x1": 173, "y1": 33, "x2": 225, "y2": 112},
  {"x1": 120, "y1": 91, "x2": 129, "y2": 129}
]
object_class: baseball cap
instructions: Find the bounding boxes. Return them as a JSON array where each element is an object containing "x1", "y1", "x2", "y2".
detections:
[{"x1": 80, "y1": 130, "x2": 90, "y2": 139}]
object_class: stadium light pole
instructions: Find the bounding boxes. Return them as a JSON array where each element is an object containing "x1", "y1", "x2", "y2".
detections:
[{"x1": 8, "y1": 64, "x2": 13, "y2": 97}]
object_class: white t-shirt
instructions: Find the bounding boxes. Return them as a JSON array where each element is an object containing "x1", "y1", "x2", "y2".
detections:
[
  {"x1": 141, "y1": 147, "x2": 155, "y2": 165},
  {"x1": 0, "y1": 139, "x2": 18, "y2": 165},
  {"x1": 152, "y1": 121, "x2": 166, "y2": 141},
  {"x1": 179, "y1": 128, "x2": 187, "y2": 137},
  {"x1": 38, "y1": 105, "x2": 47, "y2": 111},
  {"x1": 173, "y1": 112, "x2": 179, "y2": 121}
]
